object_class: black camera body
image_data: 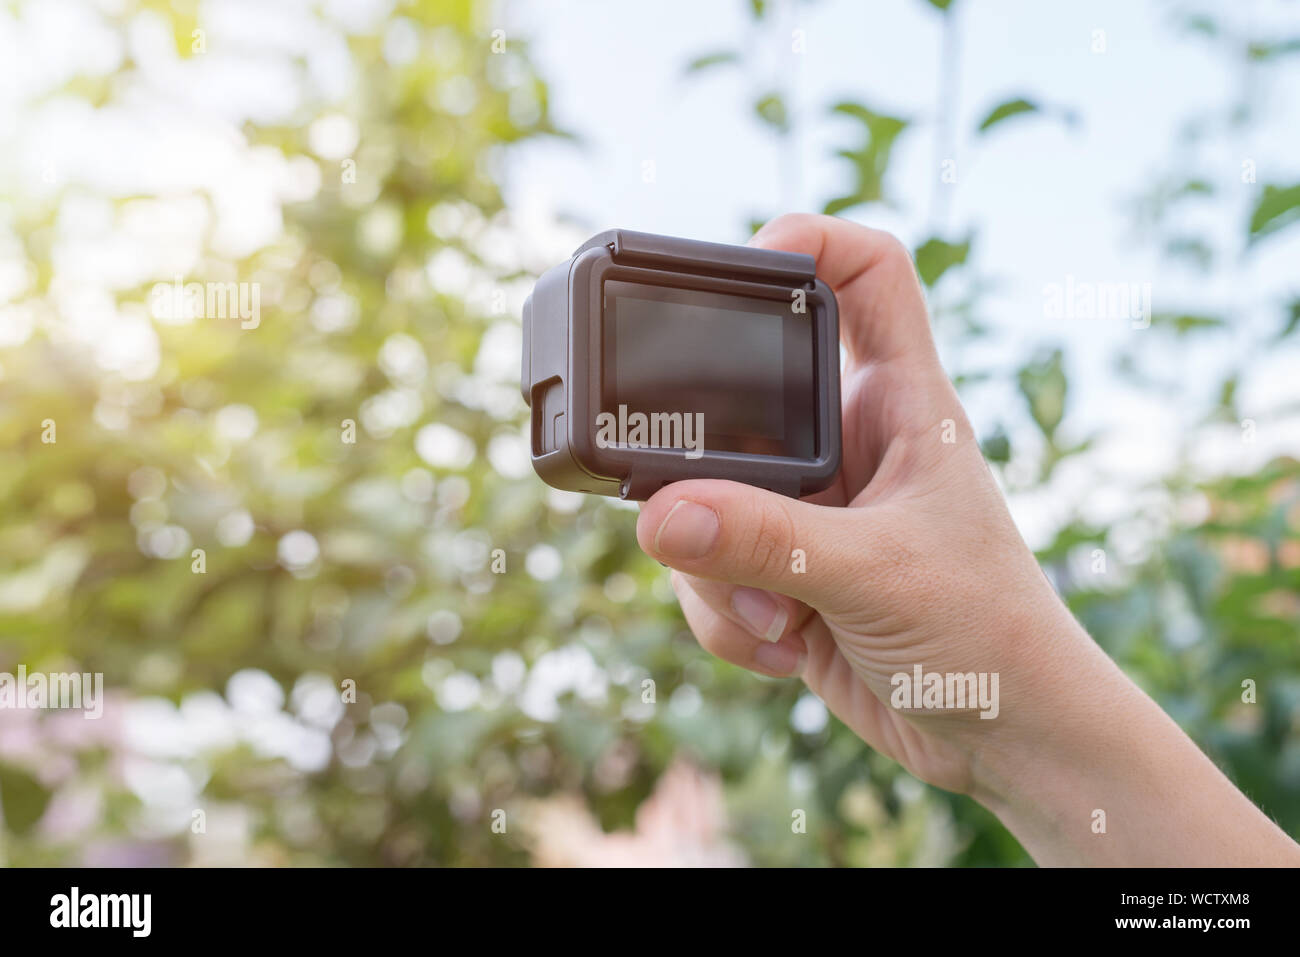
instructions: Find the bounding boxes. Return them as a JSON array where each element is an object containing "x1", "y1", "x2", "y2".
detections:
[{"x1": 521, "y1": 229, "x2": 841, "y2": 500}]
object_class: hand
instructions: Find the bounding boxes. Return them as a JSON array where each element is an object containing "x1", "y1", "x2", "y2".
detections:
[
  {"x1": 636, "y1": 213, "x2": 1300, "y2": 865},
  {"x1": 637, "y1": 213, "x2": 1055, "y2": 794}
]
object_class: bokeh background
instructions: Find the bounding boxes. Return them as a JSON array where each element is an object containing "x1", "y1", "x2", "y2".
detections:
[{"x1": 1, "y1": 0, "x2": 1298, "y2": 866}]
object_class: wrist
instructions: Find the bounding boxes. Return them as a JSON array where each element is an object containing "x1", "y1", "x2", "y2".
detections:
[
  {"x1": 964, "y1": 608, "x2": 1300, "y2": 865},
  {"x1": 964, "y1": 599, "x2": 1116, "y2": 792},
  {"x1": 965, "y1": 625, "x2": 1132, "y2": 862}
]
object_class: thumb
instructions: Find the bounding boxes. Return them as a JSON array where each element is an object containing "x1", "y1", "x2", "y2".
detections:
[{"x1": 636, "y1": 479, "x2": 868, "y2": 612}]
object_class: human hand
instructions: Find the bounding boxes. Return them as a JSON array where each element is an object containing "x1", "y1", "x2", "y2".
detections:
[
  {"x1": 636, "y1": 213, "x2": 1074, "y2": 795},
  {"x1": 636, "y1": 214, "x2": 1300, "y2": 866}
]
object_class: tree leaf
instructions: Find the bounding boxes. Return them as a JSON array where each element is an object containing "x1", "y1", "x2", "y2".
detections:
[
  {"x1": 924, "y1": 0, "x2": 956, "y2": 11},
  {"x1": 1218, "y1": 375, "x2": 1239, "y2": 414},
  {"x1": 822, "y1": 102, "x2": 908, "y2": 213},
  {"x1": 1248, "y1": 183, "x2": 1300, "y2": 243},
  {"x1": 1246, "y1": 38, "x2": 1300, "y2": 61},
  {"x1": 976, "y1": 97, "x2": 1039, "y2": 133},
  {"x1": 754, "y1": 92, "x2": 789, "y2": 133},
  {"x1": 1149, "y1": 313, "x2": 1225, "y2": 335},
  {"x1": 684, "y1": 51, "x2": 740, "y2": 75},
  {"x1": 914, "y1": 235, "x2": 972, "y2": 287},
  {"x1": 1276, "y1": 300, "x2": 1300, "y2": 340},
  {"x1": 1017, "y1": 350, "x2": 1067, "y2": 440},
  {"x1": 981, "y1": 429, "x2": 1011, "y2": 464},
  {"x1": 0, "y1": 764, "x2": 52, "y2": 835}
]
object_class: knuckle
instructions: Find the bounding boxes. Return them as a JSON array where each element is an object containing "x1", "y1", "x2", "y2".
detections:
[
  {"x1": 739, "y1": 500, "x2": 796, "y2": 580},
  {"x1": 876, "y1": 232, "x2": 915, "y2": 274}
]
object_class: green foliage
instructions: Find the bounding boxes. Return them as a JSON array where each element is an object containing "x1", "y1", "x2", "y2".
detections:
[
  {"x1": 1016, "y1": 350, "x2": 1067, "y2": 442},
  {"x1": 685, "y1": 51, "x2": 741, "y2": 74},
  {"x1": 914, "y1": 236, "x2": 971, "y2": 287},
  {"x1": 0, "y1": 764, "x2": 51, "y2": 835},
  {"x1": 976, "y1": 97, "x2": 1039, "y2": 133},
  {"x1": 754, "y1": 92, "x2": 790, "y2": 133},
  {"x1": 980, "y1": 429, "x2": 1011, "y2": 465},
  {"x1": 1248, "y1": 183, "x2": 1300, "y2": 243},
  {"x1": 1245, "y1": 37, "x2": 1300, "y2": 61},
  {"x1": 823, "y1": 103, "x2": 908, "y2": 215},
  {"x1": 1278, "y1": 300, "x2": 1300, "y2": 340},
  {"x1": 1148, "y1": 312, "x2": 1225, "y2": 335},
  {"x1": 975, "y1": 96, "x2": 1079, "y2": 135}
]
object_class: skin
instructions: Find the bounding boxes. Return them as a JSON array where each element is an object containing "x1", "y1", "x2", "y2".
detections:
[{"x1": 635, "y1": 213, "x2": 1300, "y2": 867}]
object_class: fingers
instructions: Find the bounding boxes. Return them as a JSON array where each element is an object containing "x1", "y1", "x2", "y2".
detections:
[
  {"x1": 671, "y1": 572, "x2": 807, "y2": 678},
  {"x1": 637, "y1": 478, "x2": 877, "y2": 615},
  {"x1": 677, "y1": 573, "x2": 815, "y2": 644},
  {"x1": 674, "y1": 569, "x2": 906, "y2": 756},
  {"x1": 748, "y1": 213, "x2": 937, "y2": 368},
  {"x1": 672, "y1": 572, "x2": 905, "y2": 764}
]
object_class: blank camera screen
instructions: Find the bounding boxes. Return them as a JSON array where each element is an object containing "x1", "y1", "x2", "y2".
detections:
[{"x1": 602, "y1": 280, "x2": 815, "y2": 458}]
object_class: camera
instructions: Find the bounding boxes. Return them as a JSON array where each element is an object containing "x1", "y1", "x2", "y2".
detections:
[{"x1": 521, "y1": 229, "x2": 841, "y2": 500}]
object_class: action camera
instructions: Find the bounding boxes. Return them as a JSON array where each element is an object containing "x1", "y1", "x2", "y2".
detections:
[{"x1": 521, "y1": 229, "x2": 841, "y2": 500}]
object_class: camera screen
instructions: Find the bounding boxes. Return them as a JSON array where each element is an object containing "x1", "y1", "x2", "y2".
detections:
[{"x1": 602, "y1": 280, "x2": 816, "y2": 459}]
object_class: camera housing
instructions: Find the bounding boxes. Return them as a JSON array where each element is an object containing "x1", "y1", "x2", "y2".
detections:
[{"x1": 521, "y1": 229, "x2": 841, "y2": 500}]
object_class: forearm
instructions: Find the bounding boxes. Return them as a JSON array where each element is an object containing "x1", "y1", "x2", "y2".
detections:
[{"x1": 970, "y1": 614, "x2": 1300, "y2": 867}]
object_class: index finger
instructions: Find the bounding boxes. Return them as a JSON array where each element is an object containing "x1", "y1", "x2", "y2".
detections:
[{"x1": 748, "y1": 213, "x2": 937, "y2": 366}]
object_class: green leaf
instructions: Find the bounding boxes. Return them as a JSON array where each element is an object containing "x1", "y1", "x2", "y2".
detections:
[
  {"x1": 1246, "y1": 38, "x2": 1300, "y2": 61},
  {"x1": 981, "y1": 429, "x2": 1011, "y2": 464},
  {"x1": 684, "y1": 50, "x2": 740, "y2": 74},
  {"x1": 748, "y1": 0, "x2": 767, "y2": 20},
  {"x1": 822, "y1": 102, "x2": 908, "y2": 213},
  {"x1": 976, "y1": 97, "x2": 1039, "y2": 133},
  {"x1": 1276, "y1": 300, "x2": 1300, "y2": 340},
  {"x1": 1248, "y1": 183, "x2": 1300, "y2": 243},
  {"x1": 1218, "y1": 375, "x2": 1238, "y2": 413},
  {"x1": 0, "y1": 764, "x2": 52, "y2": 835},
  {"x1": 754, "y1": 92, "x2": 789, "y2": 133},
  {"x1": 924, "y1": 0, "x2": 955, "y2": 11},
  {"x1": 1148, "y1": 312, "x2": 1225, "y2": 335},
  {"x1": 914, "y1": 235, "x2": 972, "y2": 287},
  {"x1": 1017, "y1": 350, "x2": 1067, "y2": 440}
]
